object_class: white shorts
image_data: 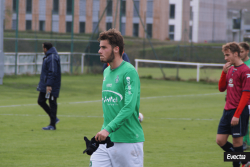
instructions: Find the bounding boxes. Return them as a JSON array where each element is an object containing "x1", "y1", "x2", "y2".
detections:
[{"x1": 90, "y1": 142, "x2": 144, "y2": 167}]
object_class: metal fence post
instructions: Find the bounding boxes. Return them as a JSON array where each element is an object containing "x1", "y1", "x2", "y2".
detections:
[
  {"x1": 70, "y1": 0, "x2": 74, "y2": 74},
  {"x1": 15, "y1": 0, "x2": 19, "y2": 75},
  {"x1": 135, "y1": 59, "x2": 138, "y2": 71},
  {"x1": 0, "y1": 0, "x2": 4, "y2": 84},
  {"x1": 196, "y1": 64, "x2": 200, "y2": 82},
  {"x1": 176, "y1": 45, "x2": 180, "y2": 80},
  {"x1": 81, "y1": 53, "x2": 85, "y2": 74}
]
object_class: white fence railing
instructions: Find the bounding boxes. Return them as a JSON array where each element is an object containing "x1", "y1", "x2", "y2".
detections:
[
  {"x1": 135, "y1": 59, "x2": 224, "y2": 82},
  {"x1": 4, "y1": 52, "x2": 89, "y2": 75}
]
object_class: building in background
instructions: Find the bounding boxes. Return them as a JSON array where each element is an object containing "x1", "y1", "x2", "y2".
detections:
[
  {"x1": 191, "y1": 0, "x2": 227, "y2": 43},
  {"x1": 227, "y1": 0, "x2": 250, "y2": 42},
  {"x1": 4, "y1": 0, "x2": 228, "y2": 43}
]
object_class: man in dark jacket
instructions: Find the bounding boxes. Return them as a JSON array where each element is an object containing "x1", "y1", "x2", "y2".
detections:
[{"x1": 37, "y1": 42, "x2": 61, "y2": 130}]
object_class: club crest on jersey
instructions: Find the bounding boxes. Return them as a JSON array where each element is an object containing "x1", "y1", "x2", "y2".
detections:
[
  {"x1": 115, "y1": 75, "x2": 119, "y2": 83},
  {"x1": 103, "y1": 77, "x2": 106, "y2": 81},
  {"x1": 247, "y1": 74, "x2": 250, "y2": 78}
]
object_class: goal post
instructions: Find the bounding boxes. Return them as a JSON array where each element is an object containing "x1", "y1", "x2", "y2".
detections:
[{"x1": 135, "y1": 59, "x2": 224, "y2": 82}]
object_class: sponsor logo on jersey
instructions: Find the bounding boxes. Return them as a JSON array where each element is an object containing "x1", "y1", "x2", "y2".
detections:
[
  {"x1": 126, "y1": 76, "x2": 132, "y2": 94},
  {"x1": 247, "y1": 74, "x2": 250, "y2": 78},
  {"x1": 126, "y1": 77, "x2": 130, "y2": 84},
  {"x1": 102, "y1": 90, "x2": 123, "y2": 105},
  {"x1": 106, "y1": 83, "x2": 112, "y2": 87},
  {"x1": 102, "y1": 96, "x2": 119, "y2": 103},
  {"x1": 228, "y1": 78, "x2": 234, "y2": 87}
]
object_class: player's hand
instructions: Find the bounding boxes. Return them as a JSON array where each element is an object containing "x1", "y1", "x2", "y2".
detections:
[
  {"x1": 231, "y1": 117, "x2": 239, "y2": 126},
  {"x1": 46, "y1": 86, "x2": 52, "y2": 93},
  {"x1": 95, "y1": 130, "x2": 109, "y2": 142},
  {"x1": 223, "y1": 62, "x2": 231, "y2": 73}
]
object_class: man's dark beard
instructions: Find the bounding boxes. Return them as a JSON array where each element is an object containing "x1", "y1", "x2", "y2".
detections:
[{"x1": 100, "y1": 50, "x2": 115, "y2": 63}]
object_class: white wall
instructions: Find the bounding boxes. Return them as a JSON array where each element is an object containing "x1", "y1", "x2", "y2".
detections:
[
  {"x1": 190, "y1": 0, "x2": 199, "y2": 43},
  {"x1": 169, "y1": 0, "x2": 183, "y2": 41}
]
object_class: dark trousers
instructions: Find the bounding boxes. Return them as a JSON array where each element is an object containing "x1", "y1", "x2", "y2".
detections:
[{"x1": 37, "y1": 92, "x2": 57, "y2": 127}]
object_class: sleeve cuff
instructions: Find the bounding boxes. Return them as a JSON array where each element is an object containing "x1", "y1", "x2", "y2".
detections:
[
  {"x1": 46, "y1": 81, "x2": 53, "y2": 86},
  {"x1": 104, "y1": 129, "x2": 110, "y2": 134},
  {"x1": 105, "y1": 126, "x2": 112, "y2": 134}
]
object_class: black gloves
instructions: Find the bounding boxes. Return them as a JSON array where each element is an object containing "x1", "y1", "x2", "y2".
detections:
[{"x1": 83, "y1": 136, "x2": 114, "y2": 155}]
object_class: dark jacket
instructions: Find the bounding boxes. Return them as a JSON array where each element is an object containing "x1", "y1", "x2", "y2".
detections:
[
  {"x1": 37, "y1": 47, "x2": 61, "y2": 97},
  {"x1": 102, "y1": 52, "x2": 130, "y2": 71}
]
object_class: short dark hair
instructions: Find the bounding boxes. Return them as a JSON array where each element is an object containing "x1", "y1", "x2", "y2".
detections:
[
  {"x1": 239, "y1": 42, "x2": 250, "y2": 51},
  {"x1": 98, "y1": 29, "x2": 124, "y2": 56},
  {"x1": 43, "y1": 42, "x2": 53, "y2": 50},
  {"x1": 222, "y1": 42, "x2": 241, "y2": 56}
]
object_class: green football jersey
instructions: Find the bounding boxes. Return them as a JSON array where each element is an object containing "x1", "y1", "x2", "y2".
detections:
[
  {"x1": 101, "y1": 61, "x2": 145, "y2": 143},
  {"x1": 244, "y1": 58, "x2": 250, "y2": 68}
]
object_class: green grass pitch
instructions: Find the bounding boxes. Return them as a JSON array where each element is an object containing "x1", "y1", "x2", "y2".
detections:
[{"x1": 0, "y1": 74, "x2": 243, "y2": 167}]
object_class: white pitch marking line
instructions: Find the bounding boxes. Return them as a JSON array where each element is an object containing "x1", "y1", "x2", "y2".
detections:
[
  {"x1": 140, "y1": 93, "x2": 223, "y2": 99},
  {"x1": 154, "y1": 117, "x2": 218, "y2": 121},
  {"x1": 0, "y1": 92, "x2": 223, "y2": 108},
  {"x1": 0, "y1": 113, "x2": 218, "y2": 121},
  {"x1": 0, "y1": 114, "x2": 102, "y2": 118},
  {"x1": 68, "y1": 100, "x2": 101, "y2": 104}
]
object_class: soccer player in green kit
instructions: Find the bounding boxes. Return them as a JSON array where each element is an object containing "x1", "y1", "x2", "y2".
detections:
[
  {"x1": 240, "y1": 42, "x2": 250, "y2": 68},
  {"x1": 89, "y1": 29, "x2": 145, "y2": 167},
  {"x1": 239, "y1": 42, "x2": 250, "y2": 150}
]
